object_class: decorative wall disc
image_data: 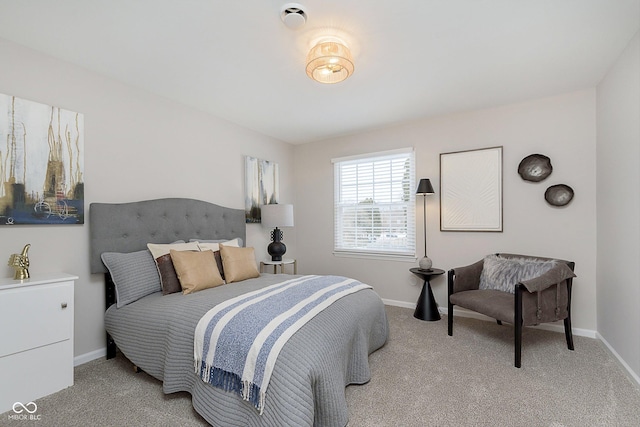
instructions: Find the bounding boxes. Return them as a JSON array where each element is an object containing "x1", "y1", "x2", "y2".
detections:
[
  {"x1": 518, "y1": 154, "x2": 552, "y2": 182},
  {"x1": 544, "y1": 184, "x2": 574, "y2": 206}
]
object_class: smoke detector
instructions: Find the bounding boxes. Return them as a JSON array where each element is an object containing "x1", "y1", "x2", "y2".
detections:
[{"x1": 280, "y1": 3, "x2": 307, "y2": 30}]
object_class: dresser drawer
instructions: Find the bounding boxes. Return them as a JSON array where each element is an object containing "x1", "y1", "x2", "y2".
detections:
[
  {"x1": 0, "y1": 339, "x2": 73, "y2": 411},
  {"x1": 0, "y1": 281, "x2": 73, "y2": 358}
]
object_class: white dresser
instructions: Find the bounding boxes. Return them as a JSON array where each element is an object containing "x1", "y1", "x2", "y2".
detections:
[{"x1": 0, "y1": 273, "x2": 76, "y2": 414}]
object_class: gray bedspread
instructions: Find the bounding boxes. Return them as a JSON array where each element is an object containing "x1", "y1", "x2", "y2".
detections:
[{"x1": 105, "y1": 274, "x2": 388, "y2": 427}]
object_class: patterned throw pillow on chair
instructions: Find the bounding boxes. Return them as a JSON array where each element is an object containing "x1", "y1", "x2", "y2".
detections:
[{"x1": 479, "y1": 254, "x2": 557, "y2": 293}]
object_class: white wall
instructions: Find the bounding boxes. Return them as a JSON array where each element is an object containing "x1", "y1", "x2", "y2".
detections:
[
  {"x1": 294, "y1": 89, "x2": 597, "y2": 330},
  {"x1": 596, "y1": 32, "x2": 640, "y2": 378},
  {"x1": 3, "y1": 29, "x2": 632, "y2": 370},
  {"x1": 0, "y1": 38, "x2": 295, "y2": 359}
]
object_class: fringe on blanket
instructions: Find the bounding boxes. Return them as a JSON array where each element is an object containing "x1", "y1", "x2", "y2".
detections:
[{"x1": 195, "y1": 359, "x2": 267, "y2": 414}]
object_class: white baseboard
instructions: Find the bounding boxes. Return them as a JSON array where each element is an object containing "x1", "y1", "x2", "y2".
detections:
[
  {"x1": 596, "y1": 332, "x2": 640, "y2": 387},
  {"x1": 381, "y1": 298, "x2": 415, "y2": 309},
  {"x1": 74, "y1": 347, "x2": 106, "y2": 366},
  {"x1": 382, "y1": 299, "x2": 596, "y2": 338}
]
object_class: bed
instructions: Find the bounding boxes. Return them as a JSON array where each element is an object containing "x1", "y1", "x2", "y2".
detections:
[{"x1": 89, "y1": 198, "x2": 388, "y2": 427}]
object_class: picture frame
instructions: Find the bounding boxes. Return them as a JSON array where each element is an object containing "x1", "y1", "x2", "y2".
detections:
[
  {"x1": 0, "y1": 93, "x2": 84, "y2": 225},
  {"x1": 244, "y1": 156, "x2": 279, "y2": 223},
  {"x1": 439, "y1": 146, "x2": 503, "y2": 232}
]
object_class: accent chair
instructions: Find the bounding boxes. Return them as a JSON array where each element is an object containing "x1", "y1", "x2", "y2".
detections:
[{"x1": 447, "y1": 253, "x2": 576, "y2": 368}]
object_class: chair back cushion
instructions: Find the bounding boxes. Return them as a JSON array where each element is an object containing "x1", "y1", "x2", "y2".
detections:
[{"x1": 479, "y1": 254, "x2": 557, "y2": 294}]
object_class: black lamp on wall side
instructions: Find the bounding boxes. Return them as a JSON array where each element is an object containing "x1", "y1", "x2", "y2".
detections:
[{"x1": 416, "y1": 178, "x2": 435, "y2": 271}]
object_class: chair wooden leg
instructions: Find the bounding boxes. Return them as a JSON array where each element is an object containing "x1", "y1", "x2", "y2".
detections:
[
  {"x1": 447, "y1": 270, "x2": 454, "y2": 336},
  {"x1": 564, "y1": 281, "x2": 574, "y2": 350},
  {"x1": 515, "y1": 322, "x2": 522, "y2": 368},
  {"x1": 564, "y1": 317, "x2": 574, "y2": 351},
  {"x1": 514, "y1": 286, "x2": 523, "y2": 368}
]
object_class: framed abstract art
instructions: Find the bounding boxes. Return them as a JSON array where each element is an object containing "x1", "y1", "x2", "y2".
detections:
[
  {"x1": 0, "y1": 93, "x2": 84, "y2": 225},
  {"x1": 244, "y1": 156, "x2": 279, "y2": 223}
]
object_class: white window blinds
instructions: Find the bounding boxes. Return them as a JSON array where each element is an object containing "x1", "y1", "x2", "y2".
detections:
[{"x1": 333, "y1": 148, "x2": 416, "y2": 258}]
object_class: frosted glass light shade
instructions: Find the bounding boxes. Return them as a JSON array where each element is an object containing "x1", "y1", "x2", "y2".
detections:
[
  {"x1": 261, "y1": 204, "x2": 294, "y2": 227},
  {"x1": 306, "y1": 41, "x2": 354, "y2": 84}
]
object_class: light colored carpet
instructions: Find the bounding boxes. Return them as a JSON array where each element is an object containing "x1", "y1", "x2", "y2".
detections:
[
  {"x1": 2, "y1": 306, "x2": 639, "y2": 426},
  {"x1": 346, "y1": 306, "x2": 640, "y2": 426}
]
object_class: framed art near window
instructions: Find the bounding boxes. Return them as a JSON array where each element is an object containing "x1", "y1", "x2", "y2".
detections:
[
  {"x1": 440, "y1": 146, "x2": 503, "y2": 232},
  {"x1": 245, "y1": 156, "x2": 279, "y2": 223}
]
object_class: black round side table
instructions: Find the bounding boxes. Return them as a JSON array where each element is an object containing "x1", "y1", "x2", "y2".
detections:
[{"x1": 410, "y1": 267, "x2": 445, "y2": 321}]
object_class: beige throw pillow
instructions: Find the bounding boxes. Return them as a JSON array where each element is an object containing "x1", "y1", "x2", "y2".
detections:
[
  {"x1": 196, "y1": 239, "x2": 241, "y2": 281},
  {"x1": 219, "y1": 244, "x2": 260, "y2": 283},
  {"x1": 170, "y1": 249, "x2": 224, "y2": 294}
]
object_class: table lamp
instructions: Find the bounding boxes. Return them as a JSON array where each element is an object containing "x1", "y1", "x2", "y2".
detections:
[{"x1": 261, "y1": 204, "x2": 294, "y2": 261}]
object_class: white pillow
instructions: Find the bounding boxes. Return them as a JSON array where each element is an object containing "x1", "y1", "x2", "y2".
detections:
[
  {"x1": 189, "y1": 237, "x2": 244, "y2": 247},
  {"x1": 196, "y1": 238, "x2": 241, "y2": 252},
  {"x1": 147, "y1": 241, "x2": 200, "y2": 259}
]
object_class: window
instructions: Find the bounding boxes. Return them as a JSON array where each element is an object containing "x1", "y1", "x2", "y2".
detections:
[{"x1": 332, "y1": 148, "x2": 416, "y2": 259}]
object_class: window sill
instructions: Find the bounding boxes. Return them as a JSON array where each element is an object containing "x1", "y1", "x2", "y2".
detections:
[{"x1": 333, "y1": 251, "x2": 417, "y2": 262}]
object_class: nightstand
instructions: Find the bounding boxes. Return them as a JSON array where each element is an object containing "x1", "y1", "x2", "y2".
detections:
[
  {"x1": 0, "y1": 273, "x2": 77, "y2": 413},
  {"x1": 410, "y1": 268, "x2": 445, "y2": 321},
  {"x1": 260, "y1": 259, "x2": 297, "y2": 275}
]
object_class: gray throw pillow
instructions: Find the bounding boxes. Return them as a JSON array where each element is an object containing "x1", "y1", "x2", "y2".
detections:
[
  {"x1": 479, "y1": 254, "x2": 557, "y2": 294},
  {"x1": 101, "y1": 250, "x2": 161, "y2": 307}
]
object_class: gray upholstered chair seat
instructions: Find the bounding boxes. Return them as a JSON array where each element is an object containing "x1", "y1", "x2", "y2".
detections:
[{"x1": 449, "y1": 290, "x2": 514, "y2": 323}]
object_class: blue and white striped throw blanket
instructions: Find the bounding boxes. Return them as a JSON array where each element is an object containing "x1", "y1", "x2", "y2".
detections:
[{"x1": 194, "y1": 275, "x2": 372, "y2": 414}]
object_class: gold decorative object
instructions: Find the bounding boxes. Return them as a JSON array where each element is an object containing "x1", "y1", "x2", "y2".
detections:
[{"x1": 8, "y1": 243, "x2": 31, "y2": 280}]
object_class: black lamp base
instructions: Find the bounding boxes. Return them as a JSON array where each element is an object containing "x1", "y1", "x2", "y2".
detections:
[
  {"x1": 268, "y1": 241, "x2": 286, "y2": 262},
  {"x1": 268, "y1": 227, "x2": 287, "y2": 261}
]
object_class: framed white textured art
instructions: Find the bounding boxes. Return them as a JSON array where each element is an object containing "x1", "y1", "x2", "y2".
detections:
[{"x1": 439, "y1": 146, "x2": 502, "y2": 232}]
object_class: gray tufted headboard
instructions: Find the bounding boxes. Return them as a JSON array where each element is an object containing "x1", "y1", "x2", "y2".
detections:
[{"x1": 89, "y1": 198, "x2": 246, "y2": 274}]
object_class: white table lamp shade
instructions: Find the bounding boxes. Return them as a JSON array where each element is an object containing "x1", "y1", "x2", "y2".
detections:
[{"x1": 261, "y1": 204, "x2": 294, "y2": 227}]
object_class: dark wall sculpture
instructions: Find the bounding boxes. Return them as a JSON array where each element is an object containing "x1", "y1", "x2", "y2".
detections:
[
  {"x1": 544, "y1": 184, "x2": 574, "y2": 206},
  {"x1": 518, "y1": 154, "x2": 553, "y2": 182},
  {"x1": 518, "y1": 153, "x2": 575, "y2": 207}
]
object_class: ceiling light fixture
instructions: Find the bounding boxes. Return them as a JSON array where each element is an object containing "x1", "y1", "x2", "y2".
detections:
[{"x1": 305, "y1": 39, "x2": 354, "y2": 84}]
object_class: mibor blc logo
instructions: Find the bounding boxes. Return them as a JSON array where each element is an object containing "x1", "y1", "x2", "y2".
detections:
[{"x1": 8, "y1": 401, "x2": 41, "y2": 421}]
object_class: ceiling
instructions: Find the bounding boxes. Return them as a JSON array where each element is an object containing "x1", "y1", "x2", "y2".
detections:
[{"x1": 0, "y1": 1, "x2": 638, "y2": 144}]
